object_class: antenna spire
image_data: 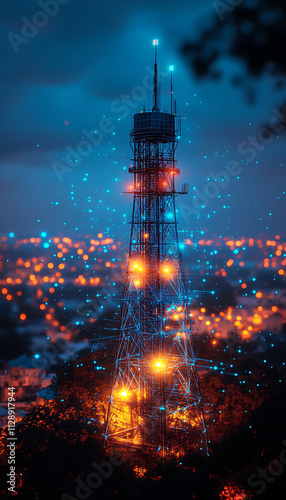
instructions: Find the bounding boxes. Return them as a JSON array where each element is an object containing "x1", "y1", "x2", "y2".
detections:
[
  {"x1": 152, "y1": 39, "x2": 159, "y2": 110},
  {"x1": 169, "y1": 66, "x2": 174, "y2": 114}
]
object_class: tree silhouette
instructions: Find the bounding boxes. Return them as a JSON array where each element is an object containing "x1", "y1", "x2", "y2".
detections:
[{"x1": 182, "y1": 0, "x2": 286, "y2": 103}]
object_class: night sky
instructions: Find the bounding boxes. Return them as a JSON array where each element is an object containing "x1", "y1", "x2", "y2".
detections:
[{"x1": 1, "y1": 0, "x2": 285, "y2": 240}]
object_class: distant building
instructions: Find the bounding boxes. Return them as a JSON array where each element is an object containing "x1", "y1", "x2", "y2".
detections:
[{"x1": 0, "y1": 355, "x2": 55, "y2": 427}]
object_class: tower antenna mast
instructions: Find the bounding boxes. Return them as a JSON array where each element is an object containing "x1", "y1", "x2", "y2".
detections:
[
  {"x1": 153, "y1": 39, "x2": 159, "y2": 110},
  {"x1": 169, "y1": 65, "x2": 174, "y2": 114}
]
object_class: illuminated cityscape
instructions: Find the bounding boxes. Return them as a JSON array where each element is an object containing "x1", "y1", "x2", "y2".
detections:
[{"x1": 1, "y1": 233, "x2": 285, "y2": 351}]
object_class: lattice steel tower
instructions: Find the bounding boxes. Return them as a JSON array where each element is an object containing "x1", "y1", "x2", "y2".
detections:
[{"x1": 105, "y1": 41, "x2": 208, "y2": 457}]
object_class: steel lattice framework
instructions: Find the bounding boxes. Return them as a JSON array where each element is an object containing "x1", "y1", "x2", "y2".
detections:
[{"x1": 105, "y1": 42, "x2": 208, "y2": 458}]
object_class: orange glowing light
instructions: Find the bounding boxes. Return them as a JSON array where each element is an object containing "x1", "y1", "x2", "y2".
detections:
[
  {"x1": 6, "y1": 295, "x2": 12, "y2": 301},
  {"x1": 20, "y1": 314, "x2": 26, "y2": 321},
  {"x1": 2, "y1": 288, "x2": 8, "y2": 295},
  {"x1": 256, "y1": 292, "x2": 263, "y2": 298},
  {"x1": 130, "y1": 260, "x2": 144, "y2": 273},
  {"x1": 48, "y1": 263, "x2": 54, "y2": 269},
  {"x1": 253, "y1": 314, "x2": 262, "y2": 325},
  {"x1": 278, "y1": 269, "x2": 284, "y2": 276},
  {"x1": 40, "y1": 304, "x2": 46, "y2": 310},
  {"x1": 161, "y1": 263, "x2": 175, "y2": 276},
  {"x1": 272, "y1": 305, "x2": 278, "y2": 312},
  {"x1": 241, "y1": 283, "x2": 247, "y2": 289},
  {"x1": 144, "y1": 233, "x2": 149, "y2": 239},
  {"x1": 155, "y1": 361, "x2": 164, "y2": 368},
  {"x1": 226, "y1": 259, "x2": 233, "y2": 267},
  {"x1": 266, "y1": 240, "x2": 276, "y2": 247},
  {"x1": 98, "y1": 233, "x2": 103, "y2": 238},
  {"x1": 153, "y1": 359, "x2": 166, "y2": 372}
]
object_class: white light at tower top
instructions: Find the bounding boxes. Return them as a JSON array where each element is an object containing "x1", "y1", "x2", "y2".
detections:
[
  {"x1": 169, "y1": 65, "x2": 174, "y2": 71},
  {"x1": 152, "y1": 39, "x2": 158, "y2": 46}
]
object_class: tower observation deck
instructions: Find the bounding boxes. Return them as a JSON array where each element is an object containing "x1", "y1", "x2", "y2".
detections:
[{"x1": 104, "y1": 40, "x2": 208, "y2": 458}]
